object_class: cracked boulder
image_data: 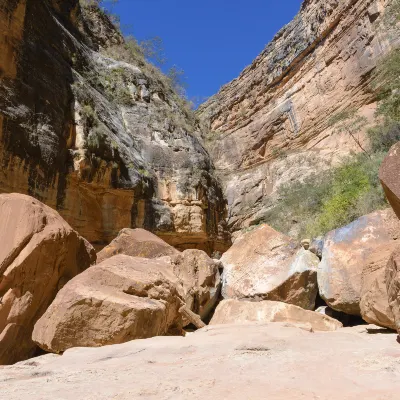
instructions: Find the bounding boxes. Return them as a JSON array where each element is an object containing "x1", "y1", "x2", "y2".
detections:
[
  {"x1": 97, "y1": 229, "x2": 221, "y2": 321},
  {"x1": 164, "y1": 249, "x2": 222, "y2": 321},
  {"x1": 0, "y1": 193, "x2": 96, "y2": 365},
  {"x1": 32, "y1": 255, "x2": 185, "y2": 353},
  {"x1": 318, "y1": 209, "x2": 399, "y2": 323},
  {"x1": 220, "y1": 224, "x2": 319, "y2": 310},
  {"x1": 210, "y1": 299, "x2": 342, "y2": 331}
]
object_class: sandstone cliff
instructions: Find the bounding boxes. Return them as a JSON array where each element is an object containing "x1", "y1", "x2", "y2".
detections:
[
  {"x1": 198, "y1": 0, "x2": 398, "y2": 235},
  {"x1": 0, "y1": 0, "x2": 229, "y2": 253}
]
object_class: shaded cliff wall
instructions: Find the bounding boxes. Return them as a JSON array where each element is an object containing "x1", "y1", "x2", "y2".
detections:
[
  {"x1": 198, "y1": 0, "x2": 397, "y2": 234},
  {"x1": 0, "y1": 0, "x2": 230, "y2": 253}
]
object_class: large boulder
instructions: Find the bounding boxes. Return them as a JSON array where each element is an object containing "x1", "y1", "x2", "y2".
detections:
[
  {"x1": 318, "y1": 209, "x2": 399, "y2": 322},
  {"x1": 386, "y1": 247, "x2": 400, "y2": 334},
  {"x1": 98, "y1": 229, "x2": 221, "y2": 321},
  {"x1": 32, "y1": 255, "x2": 185, "y2": 353},
  {"x1": 220, "y1": 224, "x2": 319, "y2": 310},
  {"x1": 380, "y1": 141, "x2": 400, "y2": 219},
  {"x1": 166, "y1": 249, "x2": 222, "y2": 320},
  {"x1": 97, "y1": 228, "x2": 180, "y2": 263},
  {"x1": 0, "y1": 193, "x2": 96, "y2": 365},
  {"x1": 210, "y1": 299, "x2": 342, "y2": 331}
]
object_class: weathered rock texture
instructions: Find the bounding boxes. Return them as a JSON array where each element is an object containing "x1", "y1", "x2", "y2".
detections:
[
  {"x1": 32, "y1": 255, "x2": 185, "y2": 353},
  {"x1": 0, "y1": 193, "x2": 95, "y2": 365},
  {"x1": 167, "y1": 249, "x2": 221, "y2": 320},
  {"x1": 386, "y1": 247, "x2": 400, "y2": 334},
  {"x1": 221, "y1": 224, "x2": 319, "y2": 309},
  {"x1": 198, "y1": 0, "x2": 398, "y2": 235},
  {"x1": 97, "y1": 228, "x2": 221, "y2": 321},
  {"x1": 2, "y1": 323, "x2": 400, "y2": 399},
  {"x1": 0, "y1": 0, "x2": 229, "y2": 253},
  {"x1": 210, "y1": 299, "x2": 343, "y2": 331},
  {"x1": 318, "y1": 209, "x2": 399, "y2": 324},
  {"x1": 97, "y1": 228, "x2": 180, "y2": 263},
  {"x1": 380, "y1": 141, "x2": 400, "y2": 219}
]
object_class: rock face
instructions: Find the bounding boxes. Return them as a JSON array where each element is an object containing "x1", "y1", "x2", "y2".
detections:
[
  {"x1": 0, "y1": 0, "x2": 229, "y2": 254},
  {"x1": 318, "y1": 209, "x2": 399, "y2": 323},
  {"x1": 198, "y1": 0, "x2": 398, "y2": 235},
  {"x1": 0, "y1": 193, "x2": 96, "y2": 365},
  {"x1": 380, "y1": 141, "x2": 400, "y2": 219},
  {"x1": 97, "y1": 228, "x2": 180, "y2": 263},
  {"x1": 32, "y1": 255, "x2": 185, "y2": 354},
  {"x1": 2, "y1": 323, "x2": 400, "y2": 400},
  {"x1": 386, "y1": 247, "x2": 400, "y2": 334},
  {"x1": 221, "y1": 224, "x2": 319, "y2": 310},
  {"x1": 210, "y1": 299, "x2": 343, "y2": 331}
]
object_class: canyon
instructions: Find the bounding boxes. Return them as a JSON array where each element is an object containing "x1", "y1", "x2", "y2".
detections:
[
  {"x1": 198, "y1": 0, "x2": 398, "y2": 235},
  {"x1": 1, "y1": 0, "x2": 400, "y2": 397}
]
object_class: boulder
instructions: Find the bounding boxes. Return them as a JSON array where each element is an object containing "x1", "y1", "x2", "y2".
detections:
[
  {"x1": 98, "y1": 229, "x2": 221, "y2": 321},
  {"x1": 380, "y1": 141, "x2": 400, "y2": 219},
  {"x1": 97, "y1": 228, "x2": 180, "y2": 264},
  {"x1": 166, "y1": 249, "x2": 222, "y2": 320},
  {"x1": 0, "y1": 193, "x2": 96, "y2": 365},
  {"x1": 318, "y1": 209, "x2": 400, "y2": 321},
  {"x1": 210, "y1": 299, "x2": 342, "y2": 331},
  {"x1": 386, "y1": 247, "x2": 400, "y2": 334},
  {"x1": 220, "y1": 224, "x2": 320, "y2": 310},
  {"x1": 32, "y1": 255, "x2": 185, "y2": 353}
]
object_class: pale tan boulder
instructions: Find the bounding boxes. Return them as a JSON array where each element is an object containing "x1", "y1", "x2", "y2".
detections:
[
  {"x1": 220, "y1": 224, "x2": 319, "y2": 310},
  {"x1": 32, "y1": 255, "x2": 185, "y2": 353},
  {"x1": 97, "y1": 228, "x2": 180, "y2": 264},
  {"x1": 210, "y1": 299, "x2": 342, "y2": 331},
  {"x1": 386, "y1": 247, "x2": 400, "y2": 334},
  {"x1": 0, "y1": 193, "x2": 96, "y2": 365},
  {"x1": 318, "y1": 209, "x2": 400, "y2": 320},
  {"x1": 166, "y1": 249, "x2": 221, "y2": 320}
]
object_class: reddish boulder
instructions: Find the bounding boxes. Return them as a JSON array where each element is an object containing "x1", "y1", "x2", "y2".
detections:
[
  {"x1": 0, "y1": 194, "x2": 96, "y2": 364},
  {"x1": 380, "y1": 141, "x2": 400, "y2": 219},
  {"x1": 318, "y1": 209, "x2": 399, "y2": 324},
  {"x1": 220, "y1": 224, "x2": 319, "y2": 310},
  {"x1": 33, "y1": 255, "x2": 185, "y2": 353}
]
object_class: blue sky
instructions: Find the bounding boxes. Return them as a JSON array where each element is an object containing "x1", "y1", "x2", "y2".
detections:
[{"x1": 103, "y1": 0, "x2": 302, "y2": 103}]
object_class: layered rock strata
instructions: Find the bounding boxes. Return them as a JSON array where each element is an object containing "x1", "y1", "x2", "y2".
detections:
[{"x1": 198, "y1": 0, "x2": 398, "y2": 234}]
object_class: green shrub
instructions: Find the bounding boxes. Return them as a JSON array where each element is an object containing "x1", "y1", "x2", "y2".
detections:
[{"x1": 262, "y1": 153, "x2": 387, "y2": 239}]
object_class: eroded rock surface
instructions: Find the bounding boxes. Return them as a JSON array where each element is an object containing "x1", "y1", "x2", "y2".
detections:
[
  {"x1": 2, "y1": 323, "x2": 400, "y2": 399},
  {"x1": 32, "y1": 255, "x2": 185, "y2": 353},
  {"x1": 386, "y1": 247, "x2": 400, "y2": 334},
  {"x1": 210, "y1": 299, "x2": 342, "y2": 331},
  {"x1": 380, "y1": 141, "x2": 400, "y2": 219},
  {"x1": 318, "y1": 209, "x2": 399, "y2": 324},
  {"x1": 97, "y1": 228, "x2": 180, "y2": 263},
  {"x1": 221, "y1": 224, "x2": 319, "y2": 309},
  {"x1": 0, "y1": 0, "x2": 229, "y2": 253},
  {"x1": 167, "y1": 249, "x2": 222, "y2": 320},
  {"x1": 198, "y1": 0, "x2": 398, "y2": 235},
  {"x1": 0, "y1": 193, "x2": 96, "y2": 365}
]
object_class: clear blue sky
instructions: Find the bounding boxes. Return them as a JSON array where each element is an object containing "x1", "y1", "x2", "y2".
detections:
[{"x1": 103, "y1": 0, "x2": 302, "y2": 103}]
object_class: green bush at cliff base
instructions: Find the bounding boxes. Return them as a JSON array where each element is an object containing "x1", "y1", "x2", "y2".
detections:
[{"x1": 262, "y1": 152, "x2": 387, "y2": 239}]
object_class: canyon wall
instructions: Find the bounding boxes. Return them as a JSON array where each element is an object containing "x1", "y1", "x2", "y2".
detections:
[
  {"x1": 198, "y1": 0, "x2": 398, "y2": 235},
  {"x1": 0, "y1": 0, "x2": 230, "y2": 252}
]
